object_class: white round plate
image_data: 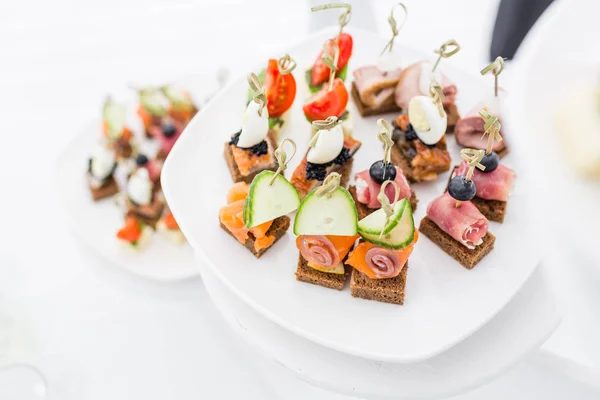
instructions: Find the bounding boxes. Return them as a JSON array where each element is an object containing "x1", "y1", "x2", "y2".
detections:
[
  {"x1": 55, "y1": 72, "x2": 225, "y2": 281},
  {"x1": 162, "y1": 28, "x2": 542, "y2": 361},
  {"x1": 506, "y1": 1, "x2": 600, "y2": 273},
  {"x1": 202, "y1": 255, "x2": 560, "y2": 399}
]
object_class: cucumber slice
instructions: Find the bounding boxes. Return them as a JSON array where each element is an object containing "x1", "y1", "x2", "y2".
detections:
[
  {"x1": 294, "y1": 187, "x2": 358, "y2": 236},
  {"x1": 358, "y1": 199, "x2": 406, "y2": 236},
  {"x1": 307, "y1": 262, "x2": 345, "y2": 275},
  {"x1": 103, "y1": 101, "x2": 126, "y2": 139},
  {"x1": 243, "y1": 171, "x2": 300, "y2": 228},
  {"x1": 358, "y1": 200, "x2": 415, "y2": 250}
]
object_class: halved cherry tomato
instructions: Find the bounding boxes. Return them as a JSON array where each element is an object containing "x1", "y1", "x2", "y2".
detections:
[
  {"x1": 302, "y1": 78, "x2": 348, "y2": 122},
  {"x1": 117, "y1": 217, "x2": 142, "y2": 242},
  {"x1": 264, "y1": 59, "x2": 296, "y2": 118},
  {"x1": 311, "y1": 33, "x2": 353, "y2": 87}
]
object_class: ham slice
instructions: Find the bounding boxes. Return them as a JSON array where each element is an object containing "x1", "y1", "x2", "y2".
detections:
[
  {"x1": 394, "y1": 61, "x2": 456, "y2": 110},
  {"x1": 454, "y1": 161, "x2": 516, "y2": 201},
  {"x1": 354, "y1": 167, "x2": 412, "y2": 209},
  {"x1": 427, "y1": 192, "x2": 488, "y2": 249},
  {"x1": 364, "y1": 246, "x2": 403, "y2": 279},
  {"x1": 298, "y1": 235, "x2": 341, "y2": 269},
  {"x1": 353, "y1": 66, "x2": 402, "y2": 108},
  {"x1": 455, "y1": 103, "x2": 505, "y2": 152}
]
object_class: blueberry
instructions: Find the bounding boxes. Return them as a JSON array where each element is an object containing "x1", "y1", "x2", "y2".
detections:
[
  {"x1": 369, "y1": 160, "x2": 396, "y2": 184},
  {"x1": 405, "y1": 124, "x2": 418, "y2": 141},
  {"x1": 162, "y1": 123, "x2": 177, "y2": 138},
  {"x1": 448, "y1": 176, "x2": 476, "y2": 201},
  {"x1": 135, "y1": 154, "x2": 149, "y2": 166},
  {"x1": 480, "y1": 151, "x2": 499, "y2": 173}
]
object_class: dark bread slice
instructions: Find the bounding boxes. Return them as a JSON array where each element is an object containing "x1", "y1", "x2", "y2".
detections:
[
  {"x1": 224, "y1": 130, "x2": 278, "y2": 184},
  {"x1": 445, "y1": 103, "x2": 460, "y2": 134},
  {"x1": 351, "y1": 82, "x2": 401, "y2": 117},
  {"x1": 126, "y1": 197, "x2": 165, "y2": 228},
  {"x1": 448, "y1": 166, "x2": 507, "y2": 223},
  {"x1": 390, "y1": 144, "x2": 416, "y2": 183},
  {"x1": 295, "y1": 254, "x2": 351, "y2": 290},
  {"x1": 89, "y1": 175, "x2": 119, "y2": 201},
  {"x1": 348, "y1": 185, "x2": 417, "y2": 220},
  {"x1": 419, "y1": 216, "x2": 495, "y2": 269},
  {"x1": 350, "y1": 262, "x2": 408, "y2": 305},
  {"x1": 219, "y1": 216, "x2": 290, "y2": 259}
]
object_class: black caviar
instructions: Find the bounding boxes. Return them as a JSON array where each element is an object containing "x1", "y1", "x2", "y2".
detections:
[
  {"x1": 229, "y1": 130, "x2": 269, "y2": 156},
  {"x1": 305, "y1": 147, "x2": 353, "y2": 181},
  {"x1": 404, "y1": 123, "x2": 418, "y2": 141}
]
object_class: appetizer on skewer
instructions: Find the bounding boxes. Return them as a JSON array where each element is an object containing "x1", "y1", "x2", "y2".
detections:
[
  {"x1": 394, "y1": 40, "x2": 461, "y2": 133},
  {"x1": 450, "y1": 110, "x2": 515, "y2": 223},
  {"x1": 134, "y1": 153, "x2": 162, "y2": 190},
  {"x1": 157, "y1": 211, "x2": 185, "y2": 244},
  {"x1": 294, "y1": 172, "x2": 359, "y2": 290},
  {"x1": 219, "y1": 140, "x2": 300, "y2": 258},
  {"x1": 290, "y1": 116, "x2": 361, "y2": 199},
  {"x1": 304, "y1": 3, "x2": 353, "y2": 136},
  {"x1": 102, "y1": 97, "x2": 136, "y2": 160},
  {"x1": 87, "y1": 145, "x2": 119, "y2": 201},
  {"x1": 420, "y1": 149, "x2": 495, "y2": 269},
  {"x1": 349, "y1": 118, "x2": 417, "y2": 219},
  {"x1": 390, "y1": 81, "x2": 451, "y2": 182},
  {"x1": 225, "y1": 73, "x2": 278, "y2": 184},
  {"x1": 352, "y1": 3, "x2": 407, "y2": 117},
  {"x1": 346, "y1": 182, "x2": 418, "y2": 305},
  {"x1": 455, "y1": 57, "x2": 509, "y2": 157},
  {"x1": 136, "y1": 88, "x2": 168, "y2": 139},
  {"x1": 116, "y1": 216, "x2": 153, "y2": 251},
  {"x1": 247, "y1": 54, "x2": 297, "y2": 136},
  {"x1": 125, "y1": 167, "x2": 164, "y2": 228},
  {"x1": 160, "y1": 85, "x2": 198, "y2": 126},
  {"x1": 306, "y1": 3, "x2": 353, "y2": 93}
]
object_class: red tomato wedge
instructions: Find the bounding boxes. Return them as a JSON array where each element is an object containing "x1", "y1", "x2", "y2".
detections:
[
  {"x1": 311, "y1": 33, "x2": 353, "y2": 87},
  {"x1": 117, "y1": 217, "x2": 142, "y2": 243},
  {"x1": 302, "y1": 78, "x2": 348, "y2": 122},
  {"x1": 264, "y1": 59, "x2": 296, "y2": 118}
]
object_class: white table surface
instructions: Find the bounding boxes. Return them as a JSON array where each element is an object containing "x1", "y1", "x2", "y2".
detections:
[{"x1": 1, "y1": 0, "x2": 599, "y2": 398}]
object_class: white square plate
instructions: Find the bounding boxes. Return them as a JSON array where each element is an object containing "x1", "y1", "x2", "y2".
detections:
[{"x1": 162, "y1": 28, "x2": 541, "y2": 362}]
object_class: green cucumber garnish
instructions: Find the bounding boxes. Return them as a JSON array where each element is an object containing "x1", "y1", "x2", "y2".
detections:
[
  {"x1": 243, "y1": 171, "x2": 300, "y2": 228},
  {"x1": 358, "y1": 199, "x2": 415, "y2": 249},
  {"x1": 294, "y1": 186, "x2": 358, "y2": 236}
]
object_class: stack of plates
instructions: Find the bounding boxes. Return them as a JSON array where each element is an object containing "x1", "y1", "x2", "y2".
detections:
[{"x1": 162, "y1": 26, "x2": 564, "y2": 398}]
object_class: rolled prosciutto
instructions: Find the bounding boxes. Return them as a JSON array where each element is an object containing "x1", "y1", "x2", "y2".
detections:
[
  {"x1": 353, "y1": 66, "x2": 403, "y2": 108},
  {"x1": 394, "y1": 61, "x2": 457, "y2": 110},
  {"x1": 455, "y1": 160, "x2": 516, "y2": 201},
  {"x1": 427, "y1": 192, "x2": 488, "y2": 249},
  {"x1": 354, "y1": 167, "x2": 412, "y2": 209},
  {"x1": 364, "y1": 246, "x2": 404, "y2": 279},
  {"x1": 454, "y1": 103, "x2": 505, "y2": 152},
  {"x1": 298, "y1": 235, "x2": 341, "y2": 269}
]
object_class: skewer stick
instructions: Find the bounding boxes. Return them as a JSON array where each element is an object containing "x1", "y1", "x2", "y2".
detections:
[
  {"x1": 247, "y1": 72, "x2": 268, "y2": 117},
  {"x1": 268, "y1": 139, "x2": 297, "y2": 186},
  {"x1": 480, "y1": 56, "x2": 505, "y2": 97},
  {"x1": 376, "y1": 118, "x2": 394, "y2": 167},
  {"x1": 310, "y1": 116, "x2": 339, "y2": 148},
  {"x1": 381, "y1": 3, "x2": 407, "y2": 55},
  {"x1": 429, "y1": 80, "x2": 446, "y2": 117},
  {"x1": 479, "y1": 110, "x2": 502, "y2": 155},
  {"x1": 377, "y1": 180, "x2": 401, "y2": 239},
  {"x1": 277, "y1": 54, "x2": 297, "y2": 75},
  {"x1": 432, "y1": 39, "x2": 460, "y2": 72},
  {"x1": 315, "y1": 172, "x2": 341, "y2": 199},
  {"x1": 454, "y1": 148, "x2": 486, "y2": 208}
]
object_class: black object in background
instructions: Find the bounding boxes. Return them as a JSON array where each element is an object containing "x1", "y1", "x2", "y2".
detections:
[{"x1": 490, "y1": 0, "x2": 555, "y2": 61}]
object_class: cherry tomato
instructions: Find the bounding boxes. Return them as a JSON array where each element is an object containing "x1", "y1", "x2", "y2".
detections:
[
  {"x1": 310, "y1": 33, "x2": 353, "y2": 88},
  {"x1": 263, "y1": 59, "x2": 297, "y2": 118},
  {"x1": 302, "y1": 78, "x2": 348, "y2": 122},
  {"x1": 116, "y1": 217, "x2": 142, "y2": 242}
]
